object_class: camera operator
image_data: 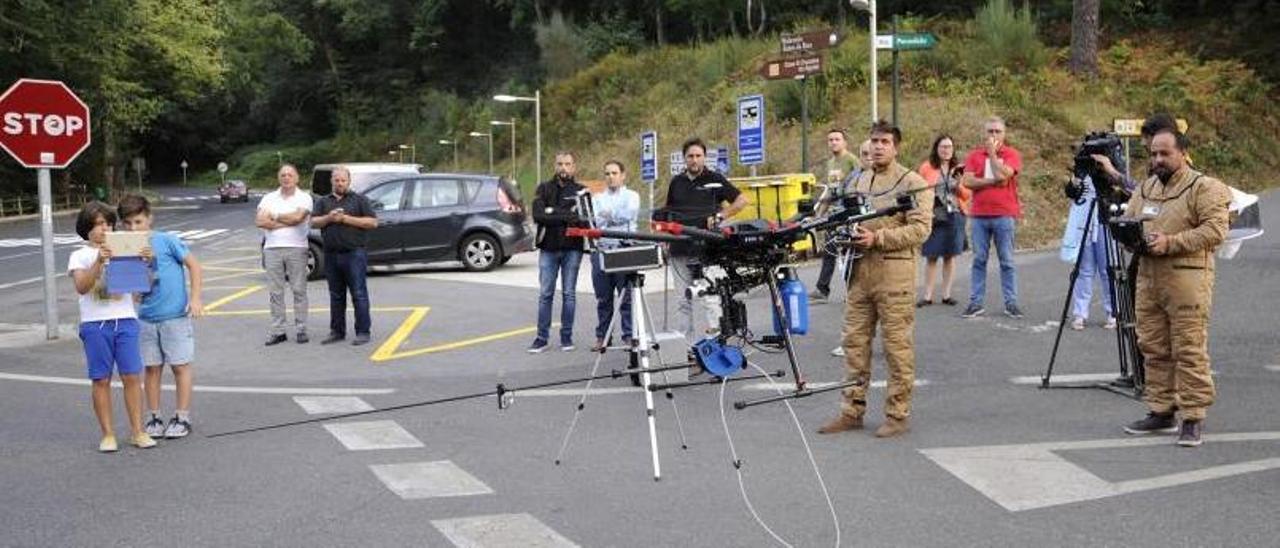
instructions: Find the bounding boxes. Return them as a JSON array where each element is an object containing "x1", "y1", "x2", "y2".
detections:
[
  {"x1": 658, "y1": 138, "x2": 749, "y2": 342},
  {"x1": 1089, "y1": 113, "x2": 1180, "y2": 193},
  {"x1": 1120, "y1": 126, "x2": 1230, "y2": 447},
  {"x1": 817, "y1": 120, "x2": 933, "y2": 439}
]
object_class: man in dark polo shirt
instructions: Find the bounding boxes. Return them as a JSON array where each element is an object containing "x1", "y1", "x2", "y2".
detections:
[
  {"x1": 312, "y1": 166, "x2": 379, "y2": 346},
  {"x1": 658, "y1": 138, "x2": 749, "y2": 340}
]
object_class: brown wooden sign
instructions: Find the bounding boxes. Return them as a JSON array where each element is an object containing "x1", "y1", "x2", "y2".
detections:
[
  {"x1": 780, "y1": 30, "x2": 839, "y2": 54},
  {"x1": 760, "y1": 55, "x2": 824, "y2": 80}
]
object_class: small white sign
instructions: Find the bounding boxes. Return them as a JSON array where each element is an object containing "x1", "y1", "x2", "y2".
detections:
[
  {"x1": 216, "y1": 161, "x2": 228, "y2": 173},
  {"x1": 669, "y1": 152, "x2": 683, "y2": 176},
  {"x1": 875, "y1": 34, "x2": 894, "y2": 50}
]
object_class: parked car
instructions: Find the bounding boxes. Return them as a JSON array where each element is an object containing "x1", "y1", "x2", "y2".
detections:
[
  {"x1": 290, "y1": 171, "x2": 532, "y2": 280},
  {"x1": 310, "y1": 162, "x2": 422, "y2": 197},
  {"x1": 218, "y1": 179, "x2": 249, "y2": 203}
]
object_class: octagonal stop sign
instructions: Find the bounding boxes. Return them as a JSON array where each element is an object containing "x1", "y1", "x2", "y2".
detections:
[{"x1": 0, "y1": 79, "x2": 92, "y2": 169}]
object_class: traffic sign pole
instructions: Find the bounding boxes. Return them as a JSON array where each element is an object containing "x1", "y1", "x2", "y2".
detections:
[
  {"x1": 892, "y1": 16, "x2": 900, "y2": 126},
  {"x1": 38, "y1": 168, "x2": 57, "y2": 339}
]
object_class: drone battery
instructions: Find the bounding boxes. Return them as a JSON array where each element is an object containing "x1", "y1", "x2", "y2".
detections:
[{"x1": 598, "y1": 245, "x2": 664, "y2": 273}]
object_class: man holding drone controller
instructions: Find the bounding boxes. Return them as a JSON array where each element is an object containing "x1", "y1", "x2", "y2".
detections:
[{"x1": 818, "y1": 120, "x2": 933, "y2": 439}]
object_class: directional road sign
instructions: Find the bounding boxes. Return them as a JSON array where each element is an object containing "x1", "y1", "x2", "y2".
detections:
[
  {"x1": 780, "y1": 29, "x2": 839, "y2": 54},
  {"x1": 737, "y1": 95, "x2": 765, "y2": 166},
  {"x1": 760, "y1": 55, "x2": 824, "y2": 80},
  {"x1": 876, "y1": 32, "x2": 938, "y2": 51}
]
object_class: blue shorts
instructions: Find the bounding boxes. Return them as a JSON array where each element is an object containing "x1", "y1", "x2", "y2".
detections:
[
  {"x1": 139, "y1": 316, "x2": 195, "y2": 367},
  {"x1": 79, "y1": 319, "x2": 143, "y2": 381}
]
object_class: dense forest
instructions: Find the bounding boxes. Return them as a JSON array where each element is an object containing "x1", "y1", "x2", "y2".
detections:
[{"x1": 1, "y1": 0, "x2": 1278, "y2": 196}]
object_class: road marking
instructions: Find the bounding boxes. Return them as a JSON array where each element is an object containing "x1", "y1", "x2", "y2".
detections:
[
  {"x1": 1011, "y1": 373, "x2": 1120, "y2": 385},
  {"x1": 517, "y1": 387, "x2": 642, "y2": 397},
  {"x1": 205, "y1": 306, "x2": 420, "y2": 317},
  {"x1": 202, "y1": 254, "x2": 264, "y2": 265},
  {"x1": 921, "y1": 431, "x2": 1280, "y2": 512},
  {"x1": 293, "y1": 396, "x2": 374, "y2": 414},
  {"x1": 370, "y1": 461, "x2": 495, "y2": 500},
  {"x1": 1018, "y1": 370, "x2": 1218, "y2": 385},
  {"x1": 153, "y1": 205, "x2": 201, "y2": 211},
  {"x1": 202, "y1": 271, "x2": 262, "y2": 283},
  {"x1": 323, "y1": 420, "x2": 424, "y2": 451},
  {"x1": 204, "y1": 285, "x2": 263, "y2": 312},
  {"x1": 1265, "y1": 365, "x2": 1280, "y2": 372},
  {"x1": 202, "y1": 265, "x2": 262, "y2": 273},
  {"x1": 432, "y1": 513, "x2": 579, "y2": 548},
  {"x1": 0, "y1": 276, "x2": 43, "y2": 290},
  {"x1": 369, "y1": 308, "x2": 551, "y2": 362},
  {"x1": 0, "y1": 372, "x2": 394, "y2": 395}
]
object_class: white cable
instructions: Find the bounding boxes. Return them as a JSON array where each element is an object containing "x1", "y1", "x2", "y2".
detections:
[{"x1": 716, "y1": 362, "x2": 842, "y2": 548}]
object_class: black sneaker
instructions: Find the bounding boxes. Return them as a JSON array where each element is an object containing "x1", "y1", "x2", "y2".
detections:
[
  {"x1": 1177, "y1": 419, "x2": 1203, "y2": 447},
  {"x1": 960, "y1": 304, "x2": 985, "y2": 318},
  {"x1": 264, "y1": 334, "x2": 287, "y2": 346},
  {"x1": 1123, "y1": 412, "x2": 1178, "y2": 435},
  {"x1": 1004, "y1": 304, "x2": 1025, "y2": 319},
  {"x1": 163, "y1": 416, "x2": 191, "y2": 439},
  {"x1": 296, "y1": 332, "x2": 310, "y2": 344}
]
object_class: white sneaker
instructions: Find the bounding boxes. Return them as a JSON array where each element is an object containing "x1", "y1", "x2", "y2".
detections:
[
  {"x1": 164, "y1": 416, "x2": 191, "y2": 439},
  {"x1": 1103, "y1": 317, "x2": 1117, "y2": 329},
  {"x1": 830, "y1": 346, "x2": 845, "y2": 357},
  {"x1": 144, "y1": 415, "x2": 166, "y2": 438},
  {"x1": 1070, "y1": 317, "x2": 1086, "y2": 331}
]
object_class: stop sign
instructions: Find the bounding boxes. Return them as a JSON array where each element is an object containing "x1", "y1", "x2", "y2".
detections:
[{"x1": 0, "y1": 79, "x2": 92, "y2": 169}]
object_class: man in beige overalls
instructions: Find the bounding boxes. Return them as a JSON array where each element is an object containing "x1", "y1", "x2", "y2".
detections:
[
  {"x1": 818, "y1": 121, "x2": 933, "y2": 438},
  {"x1": 1120, "y1": 128, "x2": 1230, "y2": 447}
]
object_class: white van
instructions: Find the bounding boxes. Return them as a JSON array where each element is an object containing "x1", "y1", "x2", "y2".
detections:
[{"x1": 309, "y1": 162, "x2": 422, "y2": 196}]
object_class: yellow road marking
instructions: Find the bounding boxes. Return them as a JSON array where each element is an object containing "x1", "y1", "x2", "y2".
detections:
[
  {"x1": 206, "y1": 306, "x2": 421, "y2": 317},
  {"x1": 203, "y1": 271, "x2": 262, "y2": 283},
  {"x1": 202, "y1": 265, "x2": 262, "y2": 273},
  {"x1": 203, "y1": 254, "x2": 262, "y2": 266},
  {"x1": 204, "y1": 285, "x2": 263, "y2": 312}
]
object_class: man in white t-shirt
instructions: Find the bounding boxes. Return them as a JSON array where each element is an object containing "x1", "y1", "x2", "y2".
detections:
[{"x1": 256, "y1": 164, "x2": 314, "y2": 345}]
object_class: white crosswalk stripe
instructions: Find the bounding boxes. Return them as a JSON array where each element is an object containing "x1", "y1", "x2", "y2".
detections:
[
  {"x1": 0, "y1": 228, "x2": 229, "y2": 248},
  {"x1": 432, "y1": 514, "x2": 579, "y2": 548},
  {"x1": 370, "y1": 461, "x2": 495, "y2": 499}
]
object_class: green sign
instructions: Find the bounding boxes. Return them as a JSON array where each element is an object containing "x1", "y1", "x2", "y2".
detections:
[{"x1": 894, "y1": 32, "x2": 936, "y2": 51}]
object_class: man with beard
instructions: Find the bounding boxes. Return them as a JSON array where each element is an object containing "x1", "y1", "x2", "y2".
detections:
[
  {"x1": 529, "y1": 152, "x2": 588, "y2": 353},
  {"x1": 1120, "y1": 126, "x2": 1230, "y2": 447}
]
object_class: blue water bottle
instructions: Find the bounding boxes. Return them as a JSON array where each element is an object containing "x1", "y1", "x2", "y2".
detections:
[{"x1": 772, "y1": 268, "x2": 809, "y2": 336}]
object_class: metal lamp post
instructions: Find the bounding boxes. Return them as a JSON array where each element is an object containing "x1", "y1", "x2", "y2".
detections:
[
  {"x1": 850, "y1": 0, "x2": 878, "y2": 122},
  {"x1": 493, "y1": 91, "x2": 540, "y2": 180},
  {"x1": 489, "y1": 119, "x2": 517, "y2": 183},
  {"x1": 469, "y1": 131, "x2": 494, "y2": 174},
  {"x1": 398, "y1": 143, "x2": 416, "y2": 164},
  {"x1": 437, "y1": 139, "x2": 458, "y2": 171}
]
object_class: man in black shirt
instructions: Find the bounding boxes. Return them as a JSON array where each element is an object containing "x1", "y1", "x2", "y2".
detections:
[
  {"x1": 529, "y1": 151, "x2": 588, "y2": 353},
  {"x1": 659, "y1": 138, "x2": 749, "y2": 340},
  {"x1": 312, "y1": 166, "x2": 379, "y2": 346}
]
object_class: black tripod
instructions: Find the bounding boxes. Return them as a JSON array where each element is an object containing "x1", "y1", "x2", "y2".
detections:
[{"x1": 1041, "y1": 194, "x2": 1145, "y2": 397}]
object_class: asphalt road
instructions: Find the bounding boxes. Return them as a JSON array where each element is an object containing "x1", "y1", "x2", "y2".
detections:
[{"x1": 0, "y1": 185, "x2": 1276, "y2": 547}]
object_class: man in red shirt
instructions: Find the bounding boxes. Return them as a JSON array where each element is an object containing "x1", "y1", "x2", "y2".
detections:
[{"x1": 960, "y1": 116, "x2": 1025, "y2": 319}]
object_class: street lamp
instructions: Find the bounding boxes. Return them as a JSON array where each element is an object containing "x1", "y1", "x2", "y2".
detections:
[
  {"x1": 489, "y1": 119, "x2": 517, "y2": 183},
  {"x1": 849, "y1": 0, "x2": 878, "y2": 122},
  {"x1": 469, "y1": 131, "x2": 494, "y2": 174},
  {"x1": 493, "y1": 91, "x2": 541, "y2": 181},
  {"x1": 438, "y1": 139, "x2": 459, "y2": 171},
  {"x1": 398, "y1": 143, "x2": 416, "y2": 164}
]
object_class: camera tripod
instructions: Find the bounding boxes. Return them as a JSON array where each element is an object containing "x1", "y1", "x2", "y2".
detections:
[
  {"x1": 1041, "y1": 193, "x2": 1145, "y2": 397},
  {"x1": 552, "y1": 267, "x2": 784, "y2": 481}
]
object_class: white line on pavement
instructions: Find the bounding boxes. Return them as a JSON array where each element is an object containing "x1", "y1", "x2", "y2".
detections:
[
  {"x1": 323, "y1": 420, "x2": 424, "y2": 451},
  {"x1": 0, "y1": 372, "x2": 395, "y2": 395},
  {"x1": 740, "y1": 379, "x2": 931, "y2": 391},
  {"x1": 294, "y1": 396, "x2": 375, "y2": 414},
  {"x1": 1018, "y1": 370, "x2": 1218, "y2": 385},
  {"x1": 1265, "y1": 365, "x2": 1280, "y2": 372},
  {"x1": 432, "y1": 513, "x2": 579, "y2": 548},
  {"x1": 370, "y1": 461, "x2": 495, "y2": 500},
  {"x1": 0, "y1": 276, "x2": 44, "y2": 290}
]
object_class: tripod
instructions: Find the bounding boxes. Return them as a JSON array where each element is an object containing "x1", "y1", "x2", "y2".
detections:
[
  {"x1": 552, "y1": 269, "x2": 688, "y2": 482},
  {"x1": 1041, "y1": 193, "x2": 1145, "y2": 397}
]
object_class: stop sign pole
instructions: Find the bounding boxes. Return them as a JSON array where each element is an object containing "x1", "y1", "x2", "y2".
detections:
[{"x1": 0, "y1": 79, "x2": 93, "y2": 339}]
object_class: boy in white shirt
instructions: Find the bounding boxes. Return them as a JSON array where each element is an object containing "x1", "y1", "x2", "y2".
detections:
[{"x1": 68, "y1": 201, "x2": 157, "y2": 452}]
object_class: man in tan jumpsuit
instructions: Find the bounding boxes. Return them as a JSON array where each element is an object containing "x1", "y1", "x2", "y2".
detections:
[
  {"x1": 818, "y1": 121, "x2": 933, "y2": 438},
  {"x1": 1120, "y1": 128, "x2": 1230, "y2": 447}
]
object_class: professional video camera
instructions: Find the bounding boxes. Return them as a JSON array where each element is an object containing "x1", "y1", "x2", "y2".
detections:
[{"x1": 1065, "y1": 131, "x2": 1129, "y2": 206}]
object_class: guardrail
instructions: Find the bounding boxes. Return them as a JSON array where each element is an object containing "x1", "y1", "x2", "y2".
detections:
[{"x1": 0, "y1": 193, "x2": 90, "y2": 217}]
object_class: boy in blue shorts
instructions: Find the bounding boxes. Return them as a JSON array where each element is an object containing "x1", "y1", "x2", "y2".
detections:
[
  {"x1": 69, "y1": 201, "x2": 157, "y2": 452},
  {"x1": 118, "y1": 195, "x2": 204, "y2": 439}
]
